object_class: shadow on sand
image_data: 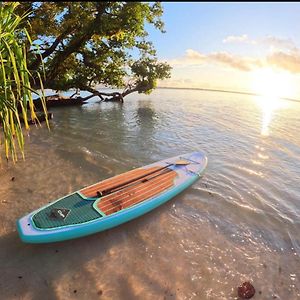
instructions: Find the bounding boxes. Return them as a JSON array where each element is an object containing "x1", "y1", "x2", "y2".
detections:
[{"x1": 0, "y1": 201, "x2": 179, "y2": 300}]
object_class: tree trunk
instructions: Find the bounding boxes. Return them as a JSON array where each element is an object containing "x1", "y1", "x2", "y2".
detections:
[{"x1": 44, "y1": 5, "x2": 107, "y2": 85}]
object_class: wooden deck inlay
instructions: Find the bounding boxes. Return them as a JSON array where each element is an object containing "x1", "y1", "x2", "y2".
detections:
[
  {"x1": 97, "y1": 169, "x2": 177, "y2": 215},
  {"x1": 80, "y1": 167, "x2": 167, "y2": 198}
]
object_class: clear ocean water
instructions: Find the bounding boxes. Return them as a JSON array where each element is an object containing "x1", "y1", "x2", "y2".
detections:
[{"x1": 1, "y1": 88, "x2": 299, "y2": 299}]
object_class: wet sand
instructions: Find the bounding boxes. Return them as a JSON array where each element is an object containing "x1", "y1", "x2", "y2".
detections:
[
  {"x1": 1, "y1": 145, "x2": 299, "y2": 300},
  {"x1": 1, "y1": 89, "x2": 300, "y2": 299}
]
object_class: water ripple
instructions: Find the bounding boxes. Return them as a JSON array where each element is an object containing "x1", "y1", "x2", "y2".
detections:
[{"x1": 1, "y1": 89, "x2": 300, "y2": 299}]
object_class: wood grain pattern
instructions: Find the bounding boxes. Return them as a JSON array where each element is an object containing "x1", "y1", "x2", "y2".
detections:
[
  {"x1": 97, "y1": 170, "x2": 177, "y2": 215},
  {"x1": 80, "y1": 167, "x2": 165, "y2": 198}
]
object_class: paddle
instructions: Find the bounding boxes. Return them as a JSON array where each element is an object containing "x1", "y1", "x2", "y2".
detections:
[{"x1": 96, "y1": 159, "x2": 190, "y2": 198}]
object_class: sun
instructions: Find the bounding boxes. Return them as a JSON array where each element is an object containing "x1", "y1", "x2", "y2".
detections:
[
  {"x1": 251, "y1": 68, "x2": 296, "y2": 108},
  {"x1": 250, "y1": 68, "x2": 295, "y2": 136}
]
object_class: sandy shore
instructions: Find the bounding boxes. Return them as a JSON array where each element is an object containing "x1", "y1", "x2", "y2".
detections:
[
  {"x1": 0, "y1": 147, "x2": 185, "y2": 300},
  {"x1": 2, "y1": 90, "x2": 300, "y2": 299}
]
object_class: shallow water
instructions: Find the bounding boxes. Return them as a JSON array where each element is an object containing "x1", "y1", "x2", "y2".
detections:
[{"x1": 0, "y1": 89, "x2": 300, "y2": 299}]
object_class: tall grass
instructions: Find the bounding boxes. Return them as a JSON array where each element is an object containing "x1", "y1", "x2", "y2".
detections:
[{"x1": 0, "y1": 2, "x2": 48, "y2": 162}]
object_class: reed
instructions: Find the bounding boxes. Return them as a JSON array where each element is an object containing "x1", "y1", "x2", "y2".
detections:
[{"x1": 0, "y1": 2, "x2": 48, "y2": 162}]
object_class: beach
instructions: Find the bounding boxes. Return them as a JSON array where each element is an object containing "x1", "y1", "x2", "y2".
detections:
[{"x1": 1, "y1": 89, "x2": 299, "y2": 299}]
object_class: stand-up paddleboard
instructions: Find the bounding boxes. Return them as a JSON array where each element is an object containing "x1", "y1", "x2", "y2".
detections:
[{"x1": 17, "y1": 151, "x2": 207, "y2": 243}]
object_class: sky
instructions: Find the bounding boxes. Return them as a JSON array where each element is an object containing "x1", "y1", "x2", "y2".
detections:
[{"x1": 147, "y1": 2, "x2": 300, "y2": 99}]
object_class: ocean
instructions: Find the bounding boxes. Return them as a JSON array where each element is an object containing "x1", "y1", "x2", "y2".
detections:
[{"x1": 0, "y1": 88, "x2": 299, "y2": 299}]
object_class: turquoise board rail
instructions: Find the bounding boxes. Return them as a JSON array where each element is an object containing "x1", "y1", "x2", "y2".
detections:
[{"x1": 17, "y1": 151, "x2": 207, "y2": 243}]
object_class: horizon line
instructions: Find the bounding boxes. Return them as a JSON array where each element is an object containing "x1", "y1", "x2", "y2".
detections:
[{"x1": 157, "y1": 86, "x2": 300, "y2": 103}]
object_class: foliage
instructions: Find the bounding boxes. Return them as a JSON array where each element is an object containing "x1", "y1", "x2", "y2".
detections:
[
  {"x1": 16, "y1": 2, "x2": 171, "y2": 100},
  {"x1": 0, "y1": 2, "x2": 47, "y2": 161},
  {"x1": 125, "y1": 57, "x2": 171, "y2": 96}
]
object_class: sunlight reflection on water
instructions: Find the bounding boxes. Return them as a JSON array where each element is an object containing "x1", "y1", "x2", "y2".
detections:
[
  {"x1": 1, "y1": 89, "x2": 300, "y2": 299},
  {"x1": 254, "y1": 95, "x2": 289, "y2": 136}
]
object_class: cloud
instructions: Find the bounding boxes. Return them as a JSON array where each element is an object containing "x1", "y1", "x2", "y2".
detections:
[
  {"x1": 168, "y1": 49, "x2": 205, "y2": 66},
  {"x1": 261, "y1": 35, "x2": 297, "y2": 51},
  {"x1": 208, "y1": 51, "x2": 262, "y2": 71},
  {"x1": 168, "y1": 34, "x2": 300, "y2": 74},
  {"x1": 223, "y1": 34, "x2": 256, "y2": 45},
  {"x1": 169, "y1": 49, "x2": 263, "y2": 71},
  {"x1": 223, "y1": 34, "x2": 297, "y2": 51},
  {"x1": 267, "y1": 51, "x2": 300, "y2": 73},
  {"x1": 185, "y1": 49, "x2": 206, "y2": 60}
]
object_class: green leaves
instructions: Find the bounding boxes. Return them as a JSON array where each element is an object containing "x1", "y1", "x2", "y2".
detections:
[
  {"x1": 14, "y1": 2, "x2": 171, "y2": 96},
  {"x1": 0, "y1": 2, "x2": 48, "y2": 162},
  {"x1": 129, "y1": 57, "x2": 171, "y2": 94}
]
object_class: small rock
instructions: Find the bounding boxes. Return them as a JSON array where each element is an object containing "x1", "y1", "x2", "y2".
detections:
[
  {"x1": 18, "y1": 276, "x2": 23, "y2": 279},
  {"x1": 11, "y1": 177, "x2": 15, "y2": 181},
  {"x1": 73, "y1": 290, "x2": 77, "y2": 293},
  {"x1": 237, "y1": 281, "x2": 255, "y2": 299},
  {"x1": 97, "y1": 290, "x2": 103, "y2": 295}
]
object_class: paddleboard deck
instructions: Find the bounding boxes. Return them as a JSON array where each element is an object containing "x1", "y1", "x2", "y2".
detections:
[{"x1": 17, "y1": 151, "x2": 207, "y2": 243}]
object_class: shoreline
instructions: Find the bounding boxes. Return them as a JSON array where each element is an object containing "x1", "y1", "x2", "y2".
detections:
[
  {"x1": 0, "y1": 89, "x2": 299, "y2": 299},
  {"x1": 157, "y1": 86, "x2": 300, "y2": 103}
]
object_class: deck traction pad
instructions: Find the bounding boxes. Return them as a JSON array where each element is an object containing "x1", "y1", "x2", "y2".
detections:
[{"x1": 33, "y1": 193, "x2": 101, "y2": 229}]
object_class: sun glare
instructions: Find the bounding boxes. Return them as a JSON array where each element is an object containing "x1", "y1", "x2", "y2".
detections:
[
  {"x1": 250, "y1": 68, "x2": 294, "y2": 136},
  {"x1": 251, "y1": 68, "x2": 296, "y2": 106}
]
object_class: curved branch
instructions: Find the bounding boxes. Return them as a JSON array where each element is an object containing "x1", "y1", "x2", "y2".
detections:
[
  {"x1": 77, "y1": 85, "x2": 125, "y2": 103},
  {"x1": 83, "y1": 86, "x2": 104, "y2": 100},
  {"x1": 28, "y1": 30, "x2": 70, "y2": 71},
  {"x1": 46, "y1": 4, "x2": 107, "y2": 83},
  {"x1": 122, "y1": 86, "x2": 139, "y2": 97}
]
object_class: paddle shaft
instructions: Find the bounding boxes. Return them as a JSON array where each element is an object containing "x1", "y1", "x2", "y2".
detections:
[
  {"x1": 97, "y1": 163, "x2": 177, "y2": 197},
  {"x1": 97, "y1": 167, "x2": 173, "y2": 198}
]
